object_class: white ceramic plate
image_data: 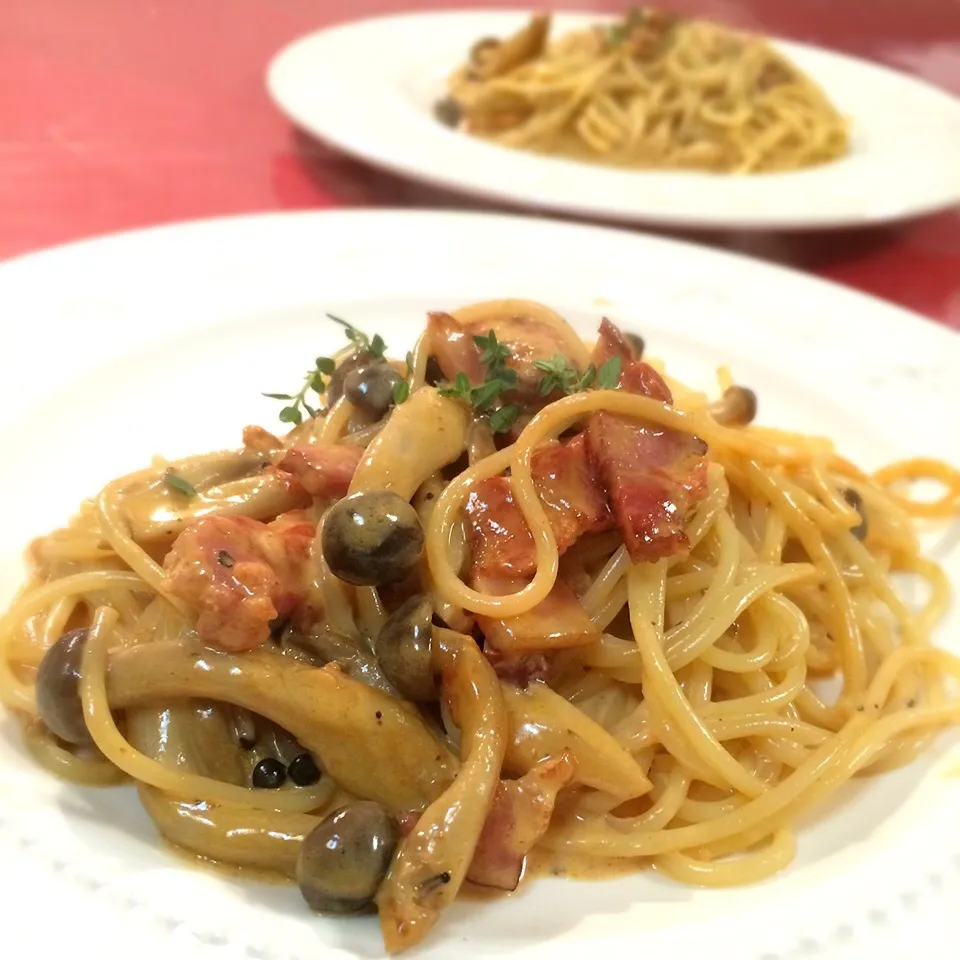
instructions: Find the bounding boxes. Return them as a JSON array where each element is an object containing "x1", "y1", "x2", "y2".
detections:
[
  {"x1": 265, "y1": 9, "x2": 960, "y2": 231},
  {"x1": 2, "y1": 210, "x2": 960, "y2": 960}
]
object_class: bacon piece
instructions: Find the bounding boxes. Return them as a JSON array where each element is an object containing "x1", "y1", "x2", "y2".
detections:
[
  {"x1": 535, "y1": 434, "x2": 612, "y2": 544},
  {"x1": 587, "y1": 360, "x2": 708, "y2": 563},
  {"x1": 275, "y1": 444, "x2": 363, "y2": 500},
  {"x1": 465, "y1": 478, "x2": 529, "y2": 576},
  {"x1": 485, "y1": 648, "x2": 550, "y2": 688},
  {"x1": 428, "y1": 307, "x2": 587, "y2": 398},
  {"x1": 467, "y1": 753, "x2": 575, "y2": 890},
  {"x1": 426, "y1": 311, "x2": 486, "y2": 385},
  {"x1": 589, "y1": 316, "x2": 639, "y2": 369},
  {"x1": 392, "y1": 754, "x2": 574, "y2": 893},
  {"x1": 242, "y1": 425, "x2": 284, "y2": 459},
  {"x1": 163, "y1": 511, "x2": 315, "y2": 651},
  {"x1": 621, "y1": 358, "x2": 672, "y2": 402},
  {"x1": 476, "y1": 573, "x2": 599, "y2": 654},
  {"x1": 465, "y1": 435, "x2": 611, "y2": 578}
]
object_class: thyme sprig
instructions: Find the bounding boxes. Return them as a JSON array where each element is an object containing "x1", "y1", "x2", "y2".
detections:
[
  {"x1": 437, "y1": 330, "x2": 520, "y2": 433},
  {"x1": 262, "y1": 355, "x2": 336, "y2": 425},
  {"x1": 263, "y1": 314, "x2": 390, "y2": 425},
  {"x1": 393, "y1": 351, "x2": 414, "y2": 406},
  {"x1": 533, "y1": 354, "x2": 622, "y2": 397},
  {"x1": 326, "y1": 313, "x2": 386, "y2": 359}
]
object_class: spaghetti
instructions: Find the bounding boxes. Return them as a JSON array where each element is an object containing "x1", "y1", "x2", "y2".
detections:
[
  {"x1": 2, "y1": 301, "x2": 958, "y2": 952},
  {"x1": 439, "y1": 9, "x2": 850, "y2": 173}
]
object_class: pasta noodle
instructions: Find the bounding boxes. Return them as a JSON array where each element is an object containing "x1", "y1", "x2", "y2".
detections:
[
  {"x1": 1, "y1": 300, "x2": 958, "y2": 952},
  {"x1": 439, "y1": 9, "x2": 849, "y2": 173}
]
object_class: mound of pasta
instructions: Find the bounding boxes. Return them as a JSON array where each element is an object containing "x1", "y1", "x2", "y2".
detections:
[
  {"x1": 3, "y1": 301, "x2": 960, "y2": 952},
  {"x1": 438, "y1": 9, "x2": 850, "y2": 173}
]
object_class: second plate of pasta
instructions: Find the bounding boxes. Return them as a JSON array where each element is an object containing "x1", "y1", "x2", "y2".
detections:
[{"x1": 267, "y1": 8, "x2": 960, "y2": 229}]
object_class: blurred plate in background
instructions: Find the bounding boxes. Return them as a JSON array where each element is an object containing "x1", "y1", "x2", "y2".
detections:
[{"x1": 267, "y1": 9, "x2": 960, "y2": 230}]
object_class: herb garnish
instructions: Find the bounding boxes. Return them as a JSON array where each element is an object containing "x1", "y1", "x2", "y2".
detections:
[
  {"x1": 163, "y1": 470, "x2": 196, "y2": 499},
  {"x1": 534, "y1": 354, "x2": 621, "y2": 397},
  {"x1": 437, "y1": 330, "x2": 519, "y2": 433},
  {"x1": 393, "y1": 351, "x2": 414, "y2": 406},
  {"x1": 597, "y1": 356, "x2": 623, "y2": 389},
  {"x1": 488, "y1": 404, "x2": 521, "y2": 433},
  {"x1": 264, "y1": 314, "x2": 390, "y2": 425},
  {"x1": 263, "y1": 354, "x2": 336, "y2": 425},
  {"x1": 326, "y1": 313, "x2": 386, "y2": 360}
]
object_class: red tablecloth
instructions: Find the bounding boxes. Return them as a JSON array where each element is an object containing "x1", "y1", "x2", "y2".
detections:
[{"x1": 2, "y1": 0, "x2": 959, "y2": 328}]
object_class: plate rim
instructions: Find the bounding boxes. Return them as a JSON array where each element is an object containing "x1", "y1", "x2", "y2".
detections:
[{"x1": 0, "y1": 205, "x2": 957, "y2": 344}]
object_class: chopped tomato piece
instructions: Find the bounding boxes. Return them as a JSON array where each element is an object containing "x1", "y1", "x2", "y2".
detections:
[{"x1": 163, "y1": 511, "x2": 315, "y2": 651}]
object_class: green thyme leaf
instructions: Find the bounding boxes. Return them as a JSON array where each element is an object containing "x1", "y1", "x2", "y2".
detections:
[
  {"x1": 470, "y1": 379, "x2": 504, "y2": 411},
  {"x1": 473, "y1": 330, "x2": 510, "y2": 369},
  {"x1": 393, "y1": 379, "x2": 410, "y2": 405},
  {"x1": 325, "y1": 313, "x2": 388, "y2": 359},
  {"x1": 315, "y1": 357, "x2": 336, "y2": 375},
  {"x1": 437, "y1": 371, "x2": 472, "y2": 403},
  {"x1": 262, "y1": 392, "x2": 294, "y2": 400},
  {"x1": 488, "y1": 404, "x2": 520, "y2": 434},
  {"x1": 279, "y1": 405, "x2": 303, "y2": 425},
  {"x1": 533, "y1": 354, "x2": 578, "y2": 395},
  {"x1": 436, "y1": 329, "x2": 525, "y2": 432},
  {"x1": 576, "y1": 365, "x2": 597, "y2": 391},
  {"x1": 163, "y1": 471, "x2": 197, "y2": 499},
  {"x1": 597, "y1": 356, "x2": 622, "y2": 390}
]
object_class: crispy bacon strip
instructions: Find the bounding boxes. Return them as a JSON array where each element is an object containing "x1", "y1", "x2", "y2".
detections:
[
  {"x1": 426, "y1": 311, "x2": 486, "y2": 385},
  {"x1": 464, "y1": 317, "x2": 707, "y2": 629},
  {"x1": 241, "y1": 425, "x2": 285, "y2": 460},
  {"x1": 163, "y1": 511, "x2": 315, "y2": 651},
  {"x1": 620, "y1": 357, "x2": 672, "y2": 401},
  {"x1": 467, "y1": 752, "x2": 575, "y2": 890},
  {"x1": 589, "y1": 316, "x2": 639, "y2": 369},
  {"x1": 484, "y1": 647, "x2": 550, "y2": 687},
  {"x1": 428, "y1": 304, "x2": 588, "y2": 398},
  {"x1": 276, "y1": 444, "x2": 363, "y2": 500},
  {"x1": 465, "y1": 435, "x2": 610, "y2": 578},
  {"x1": 587, "y1": 359, "x2": 708, "y2": 563},
  {"x1": 475, "y1": 573, "x2": 599, "y2": 654}
]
